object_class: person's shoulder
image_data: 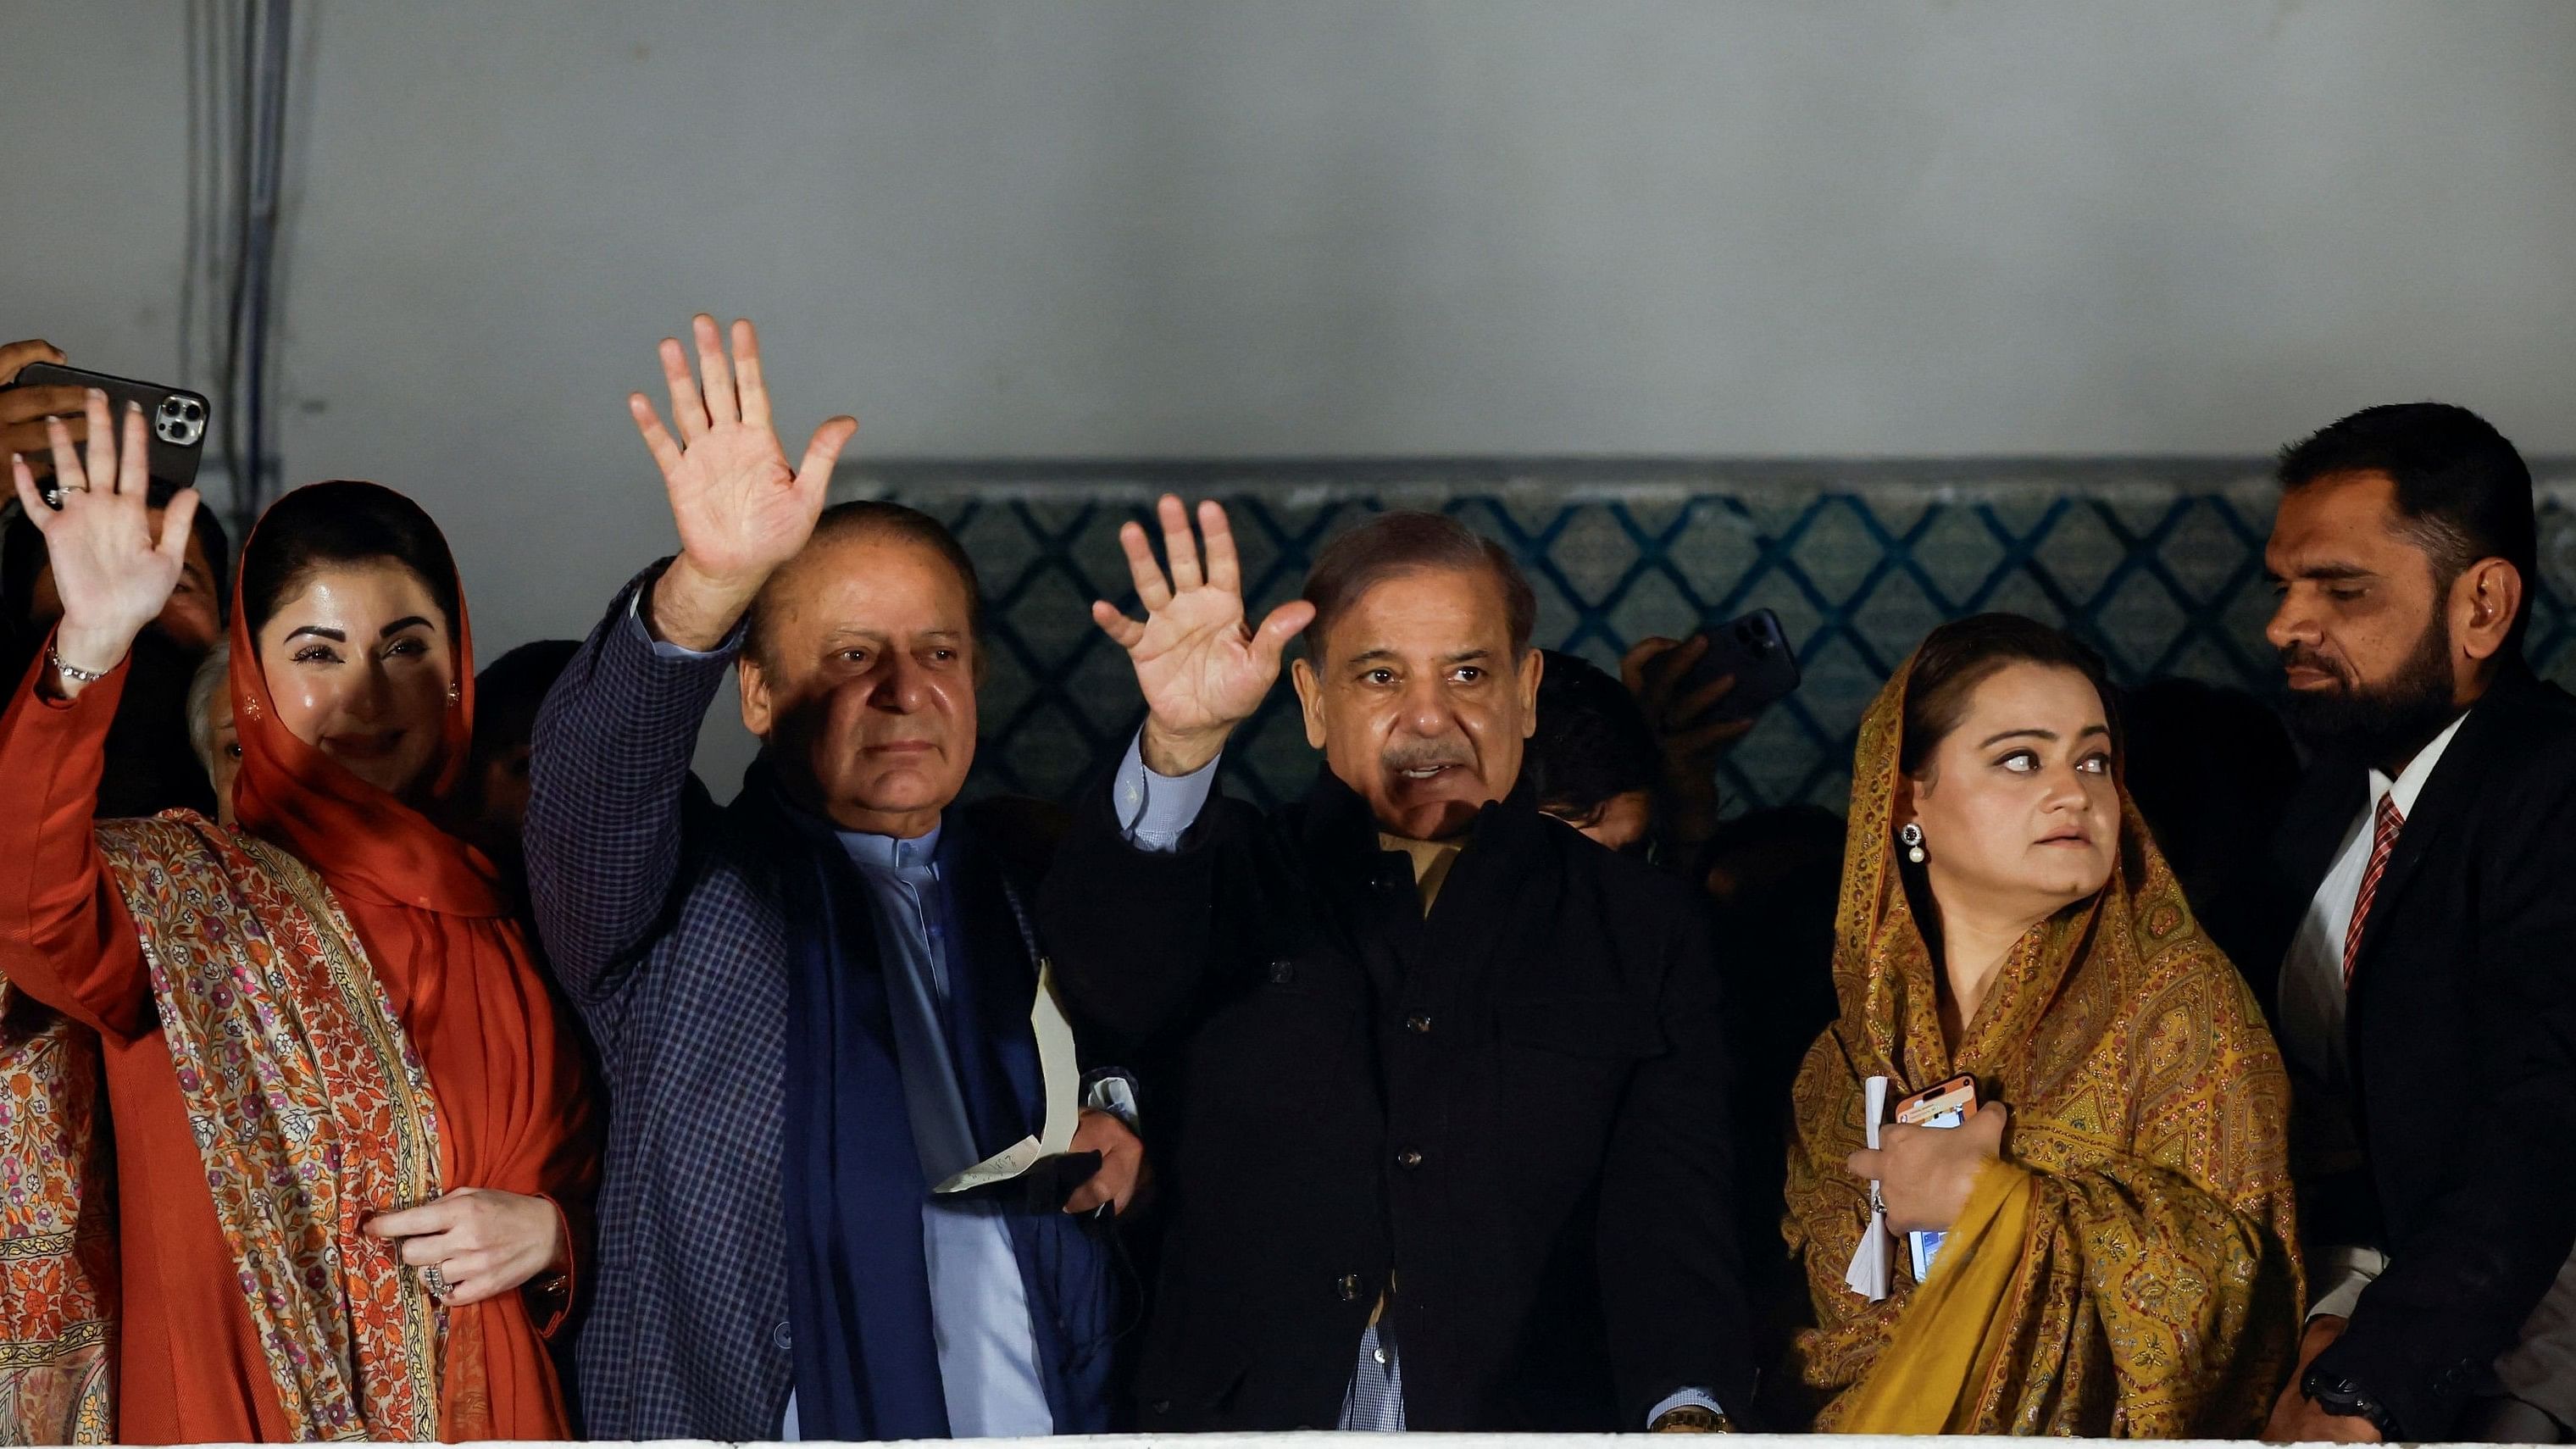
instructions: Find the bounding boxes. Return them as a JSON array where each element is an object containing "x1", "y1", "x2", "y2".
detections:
[
  {"x1": 960, "y1": 793, "x2": 1072, "y2": 880},
  {"x1": 1544, "y1": 813, "x2": 1706, "y2": 920},
  {"x1": 2446, "y1": 672, "x2": 2576, "y2": 809}
]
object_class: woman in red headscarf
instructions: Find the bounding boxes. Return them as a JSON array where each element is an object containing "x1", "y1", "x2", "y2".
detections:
[{"x1": 0, "y1": 393, "x2": 595, "y2": 1441}]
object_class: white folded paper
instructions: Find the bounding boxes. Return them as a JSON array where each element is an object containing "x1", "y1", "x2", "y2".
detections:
[
  {"x1": 931, "y1": 961, "x2": 1084, "y2": 1195},
  {"x1": 1841, "y1": 1074, "x2": 1892, "y2": 1302}
]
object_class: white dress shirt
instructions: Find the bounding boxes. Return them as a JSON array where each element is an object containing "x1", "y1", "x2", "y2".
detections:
[{"x1": 2277, "y1": 712, "x2": 2466, "y2": 1321}]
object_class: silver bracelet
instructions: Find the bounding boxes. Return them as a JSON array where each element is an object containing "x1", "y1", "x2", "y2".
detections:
[{"x1": 47, "y1": 645, "x2": 112, "y2": 685}]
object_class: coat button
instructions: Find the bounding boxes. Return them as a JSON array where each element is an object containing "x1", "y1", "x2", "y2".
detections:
[
  {"x1": 1268, "y1": 958, "x2": 1296, "y2": 985},
  {"x1": 1396, "y1": 1149, "x2": 1424, "y2": 1169},
  {"x1": 774, "y1": 1321, "x2": 792, "y2": 1350},
  {"x1": 1337, "y1": 1274, "x2": 1362, "y2": 1302},
  {"x1": 1150, "y1": 1401, "x2": 1174, "y2": 1416},
  {"x1": 1406, "y1": 1014, "x2": 1433, "y2": 1034}
]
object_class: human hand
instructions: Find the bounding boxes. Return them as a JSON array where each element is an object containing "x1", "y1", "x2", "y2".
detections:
[
  {"x1": 1091, "y1": 496, "x2": 1314, "y2": 775},
  {"x1": 1844, "y1": 1102, "x2": 2007, "y2": 1235},
  {"x1": 1622, "y1": 635, "x2": 1757, "y2": 847},
  {"x1": 365, "y1": 1187, "x2": 569, "y2": 1307},
  {"x1": 0, "y1": 339, "x2": 84, "y2": 464},
  {"x1": 1063, "y1": 1108, "x2": 1146, "y2": 1217},
  {"x1": 630, "y1": 315, "x2": 858, "y2": 650},
  {"x1": 2262, "y1": 1317, "x2": 2380, "y2": 1442},
  {"x1": 9, "y1": 391, "x2": 200, "y2": 688}
]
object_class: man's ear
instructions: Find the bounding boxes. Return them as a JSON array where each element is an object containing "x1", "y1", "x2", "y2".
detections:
[
  {"x1": 738, "y1": 654, "x2": 774, "y2": 740},
  {"x1": 1517, "y1": 647, "x2": 1544, "y2": 739},
  {"x1": 1292, "y1": 657, "x2": 1328, "y2": 750},
  {"x1": 2453, "y1": 557, "x2": 2523, "y2": 664}
]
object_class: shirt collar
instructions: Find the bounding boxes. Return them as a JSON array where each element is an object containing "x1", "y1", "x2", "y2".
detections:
[
  {"x1": 2368, "y1": 712, "x2": 2472, "y2": 819},
  {"x1": 837, "y1": 819, "x2": 946, "y2": 874}
]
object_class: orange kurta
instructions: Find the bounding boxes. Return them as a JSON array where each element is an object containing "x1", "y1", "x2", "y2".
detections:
[{"x1": 0, "y1": 649, "x2": 593, "y2": 1441}]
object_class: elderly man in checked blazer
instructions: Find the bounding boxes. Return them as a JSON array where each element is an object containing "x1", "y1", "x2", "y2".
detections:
[{"x1": 525, "y1": 316, "x2": 1143, "y2": 1441}]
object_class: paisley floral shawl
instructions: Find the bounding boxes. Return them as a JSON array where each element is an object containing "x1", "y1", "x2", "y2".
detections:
[
  {"x1": 93, "y1": 813, "x2": 448, "y2": 1442},
  {"x1": 1783, "y1": 646, "x2": 2306, "y2": 1435},
  {"x1": 0, "y1": 989, "x2": 114, "y2": 1446}
]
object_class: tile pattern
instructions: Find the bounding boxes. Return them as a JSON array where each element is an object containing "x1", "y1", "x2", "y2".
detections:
[{"x1": 848, "y1": 461, "x2": 2576, "y2": 813}]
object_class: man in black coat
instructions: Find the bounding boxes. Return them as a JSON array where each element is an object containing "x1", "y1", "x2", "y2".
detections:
[
  {"x1": 1041, "y1": 501, "x2": 1756, "y2": 1433},
  {"x1": 2253, "y1": 403, "x2": 2576, "y2": 1443}
]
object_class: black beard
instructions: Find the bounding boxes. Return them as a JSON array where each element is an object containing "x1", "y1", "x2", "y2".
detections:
[{"x1": 2279, "y1": 614, "x2": 2458, "y2": 769}]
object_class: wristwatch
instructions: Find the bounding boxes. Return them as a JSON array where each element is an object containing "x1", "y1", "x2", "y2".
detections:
[
  {"x1": 1649, "y1": 1405, "x2": 1736, "y2": 1434},
  {"x1": 2301, "y1": 1368, "x2": 2399, "y2": 1438}
]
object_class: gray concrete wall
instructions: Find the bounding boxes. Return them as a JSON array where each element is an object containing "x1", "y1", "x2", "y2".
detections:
[{"x1": 7, "y1": 1, "x2": 2573, "y2": 789}]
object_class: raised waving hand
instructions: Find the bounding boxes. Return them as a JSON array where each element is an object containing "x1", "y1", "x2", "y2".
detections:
[
  {"x1": 8, "y1": 390, "x2": 200, "y2": 697},
  {"x1": 630, "y1": 315, "x2": 858, "y2": 650},
  {"x1": 1092, "y1": 496, "x2": 1314, "y2": 775}
]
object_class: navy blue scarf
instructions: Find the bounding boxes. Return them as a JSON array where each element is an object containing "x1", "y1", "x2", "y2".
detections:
[{"x1": 747, "y1": 772, "x2": 1116, "y2": 1441}]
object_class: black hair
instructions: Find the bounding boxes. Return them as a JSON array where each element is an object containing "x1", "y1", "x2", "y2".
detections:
[
  {"x1": 746, "y1": 501, "x2": 983, "y2": 673},
  {"x1": 469, "y1": 638, "x2": 581, "y2": 767},
  {"x1": 238, "y1": 480, "x2": 460, "y2": 652},
  {"x1": 2117, "y1": 675, "x2": 2299, "y2": 961},
  {"x1": 2277, "y1": 402, "x2": 2536, "y2": 645},
  {"x1": 1899, "y1": 613, "x2": 2117, "y2": 776},
  {"x1": 1302, "y1": 510, "x2": 1537, "y2": 661},
  {"x1": 1525, "y1": 649, "x2": 1660, "y2": 823}
]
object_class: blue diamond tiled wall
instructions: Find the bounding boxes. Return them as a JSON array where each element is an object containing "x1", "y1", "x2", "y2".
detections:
[{"x1": 847, "y1": 462, "x2": 2576, "y2": 815}]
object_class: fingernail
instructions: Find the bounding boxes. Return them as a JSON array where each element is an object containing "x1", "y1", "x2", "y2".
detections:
[{"x1": 86, "y1": 388, "x2": 104, "y2": 402}]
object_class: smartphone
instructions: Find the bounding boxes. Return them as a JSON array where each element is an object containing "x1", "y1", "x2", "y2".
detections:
[
  {"x1": 6, "y1": 363, "x2": 210, "y2": 494},
  {"x1": 1676, "y1": 608, "x2": 1801, "y2": 722},
  {"x1": 1892, "y1": 1074, "x2": 1979, "y2": 1281}
]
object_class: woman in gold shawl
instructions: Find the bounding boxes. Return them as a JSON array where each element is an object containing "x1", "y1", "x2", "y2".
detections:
[{"x1": 1784, "y1": 613, "x2": 2303, "y2": 1435}]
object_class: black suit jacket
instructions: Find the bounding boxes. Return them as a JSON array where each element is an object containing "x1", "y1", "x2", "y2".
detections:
[
  {"x1": 2254, "y1": 664, "x2": 2576, "y2": 1436},
  {"x1": 1039, "y1": 766, "x2": 1757, "y2": 1431}
]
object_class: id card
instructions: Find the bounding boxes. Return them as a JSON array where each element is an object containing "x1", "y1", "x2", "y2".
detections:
[{"x1": 1894, "y1": 1075, "x2": 1978, "y2": 1281}]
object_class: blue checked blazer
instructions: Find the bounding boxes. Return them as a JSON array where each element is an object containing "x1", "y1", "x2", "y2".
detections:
[{"x1": 525, "y1": 567, "x2": 802, "y2": 1440}]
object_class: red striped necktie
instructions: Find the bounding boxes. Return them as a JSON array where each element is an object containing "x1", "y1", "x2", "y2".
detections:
[{"x1": 2342, "y1": 793, "x2": 2404, "y2": 986}]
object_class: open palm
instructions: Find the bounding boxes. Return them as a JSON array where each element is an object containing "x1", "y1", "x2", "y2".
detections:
[
  {"x1": 630, "y1": 316, "x2": 858, "y2": 585},
  {"x1": 9, "y1": 392, "x2": 197, "y2": 668},
  {"x1": 1092, "y1": 497, "x2": 1314, "y2": 743}
]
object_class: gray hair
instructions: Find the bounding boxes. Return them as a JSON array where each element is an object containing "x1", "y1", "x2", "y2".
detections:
[{"x1": 186, "y1": 641, "x2": 230, "y2": 777}]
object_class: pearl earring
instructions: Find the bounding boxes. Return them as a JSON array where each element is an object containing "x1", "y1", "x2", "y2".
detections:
[{"x1": 1900, "y1": 821, "x2": 1926, "y2": 864}]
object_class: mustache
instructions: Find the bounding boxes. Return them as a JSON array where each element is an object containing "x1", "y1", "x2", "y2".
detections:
[
  {"x1": 1382, "y1": 741, "x2": 1473, "y2": 772},
  {"x1": 2278, "y1": 641, "x2": 2353, "y2": 684}
]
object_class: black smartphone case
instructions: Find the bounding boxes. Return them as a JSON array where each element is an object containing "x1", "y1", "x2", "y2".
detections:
[
  {"x1": 1681, "y1": 608, "x2": 1802, "y2": 722},
  {"x1": 8, "y1": 362, "x2": 210, "y2": 493}
]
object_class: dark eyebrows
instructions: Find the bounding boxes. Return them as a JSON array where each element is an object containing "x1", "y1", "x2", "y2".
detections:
[
  {"x1": 1342, "y1": 646, "x2": 1495, "y2": 669},
  {"x1": 2265, "y1": 562, "x2": 2375, "y2": 586},
  {"x1": 1977, "y1": 724, "x2": 2112, "y2": 748},
  {"x1": 282, "y1": 616, "x2": 434, "y2": 646}
]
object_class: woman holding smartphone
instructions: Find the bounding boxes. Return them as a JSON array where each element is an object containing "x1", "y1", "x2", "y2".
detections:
[
  {"x1": 0, "y1": 396, "x2": 594, "y2": 1442},
  {"x1": 1781, "y1": 613, "x2": 2302, "y2": 1435}
]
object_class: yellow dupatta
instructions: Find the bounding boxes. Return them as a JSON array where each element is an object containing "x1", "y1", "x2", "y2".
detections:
[{"x1": 1783, "y1": 644, "x2": 2305, "y2": 1435}]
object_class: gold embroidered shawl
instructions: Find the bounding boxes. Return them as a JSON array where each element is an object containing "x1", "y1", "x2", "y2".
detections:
[
  {"x1": 1783, "y1": 650, "x2": 2304, "y2": 1435},
  {"x1": 0, "y1": 991, "x2": 114, "y2": 1445},
  {"x1": 93, "y1": 815, "x2": 452, "y2": 1442}
]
